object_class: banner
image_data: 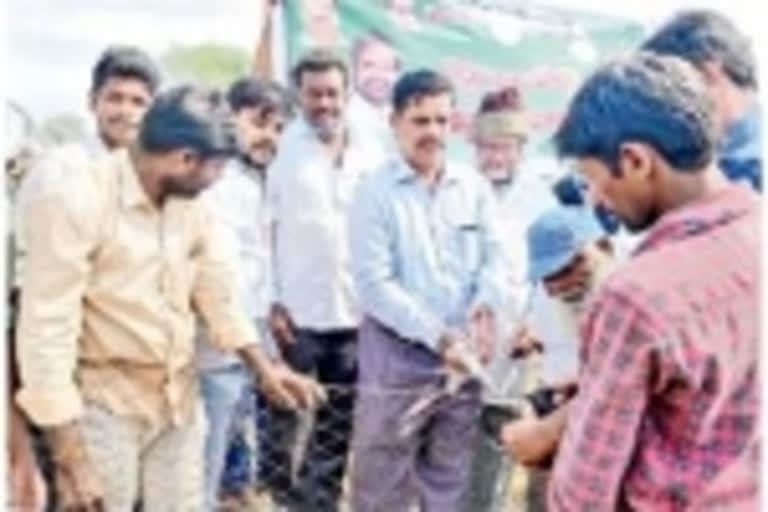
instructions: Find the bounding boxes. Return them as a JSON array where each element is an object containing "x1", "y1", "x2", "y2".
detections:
[{"x1": 283, "y1": 0, "x2": 644, "y2": 169}]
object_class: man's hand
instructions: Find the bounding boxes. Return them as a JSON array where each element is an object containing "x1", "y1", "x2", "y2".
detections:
[
  {"x1": 438, "y1": 329, "x2": 472, "y2": 375},
  {"x1": 549, "y1": 375, "x2": 579, "y2": 402},
  {"x1": 510, "y1": 324, "x2": 544, "y2": 359},
  {"x1": 268, "y1": 303, "x2": 297, "y2": 349},
  {"x1": 45, "y1": 422, "x2": 104, "y2": 512},
  {"x1": 500, "y1": 403, "x2": 568, "y2": 467},
  {"x1": 468, "y1": 304, "x2": 495, "y2": 364},
  {"x1": 238, "y1": 345, "x2": 327, "y2": 410},
  {"x1": 9, "y1": 406, "x2": 47, "y2": 511},
  {"x1": 260, "y1": 362, "x2": 327, "y2": 410}
]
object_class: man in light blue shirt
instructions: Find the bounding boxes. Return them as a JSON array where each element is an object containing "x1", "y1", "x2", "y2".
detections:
[{"x1": 349, "y1": 69, "x2": 506, "y2": 512}]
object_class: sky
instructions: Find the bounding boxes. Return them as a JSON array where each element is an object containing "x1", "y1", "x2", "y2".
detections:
[
  {"x1": 7, "y1": 0, "x2": 261, "y2": 122},
  {"x1": 5, "y1": 0, "x2": 760, "y2": 125}
]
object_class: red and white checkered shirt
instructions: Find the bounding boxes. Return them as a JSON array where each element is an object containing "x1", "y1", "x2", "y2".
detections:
[{"x1": 548, "y1": 185, "x2": 760, "y2": 511}]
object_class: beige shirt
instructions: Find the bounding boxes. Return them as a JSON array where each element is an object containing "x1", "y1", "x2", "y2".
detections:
[{"x1": 15, "y1": 149, "x2": 257, "y2": 428}]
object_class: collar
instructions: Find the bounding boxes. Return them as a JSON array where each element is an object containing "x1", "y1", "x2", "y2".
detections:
[
  {"x1": 634, "y1": 184, "x2": 756, "y2": 254},
  {"x1": 117, "y1": 149, "x2": 154, "y2": 209},
  {"x1": 83, "y1": 131, "x2": 113, "y2": 159},
  {"x1": 236, "y1": 154, "x2": 266, "y2": 183},
  {"x1": 391, "y1": 154, "x2": 462, "y2": 186},
  {"x1": 291, "y1": 115, "x2": 355, "y2": 145}
]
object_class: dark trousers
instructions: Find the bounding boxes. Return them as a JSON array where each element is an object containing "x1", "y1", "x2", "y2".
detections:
[{"x1": 257, "y1": 328, "x2": 357, "y2": 512}]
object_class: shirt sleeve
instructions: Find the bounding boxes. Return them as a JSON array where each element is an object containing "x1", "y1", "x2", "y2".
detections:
[
  {"x1": 547, "y1": 288, "x2": 662, "y2": 511},
  {"x1": 191, "y1": 202, "x2": 259, "y2": 351},
  {"x1": 15, "y1": 159, "x2": 97, "y2": 426},
  {"x1": 349, "y1": 178, "x2": 446, "y2": 351},
  {"x1": 265, "y1": 155, "x2": 282, "y2": 307}
]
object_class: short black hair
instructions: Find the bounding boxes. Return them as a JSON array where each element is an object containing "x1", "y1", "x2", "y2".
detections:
[
  {"x1": 291, "y1": 48, "x2": 349, "y2": 88},
  {"x1": 91, "y1": 45, "x2": 160, "y2": 95},
  {"x1": 139, "y1": 85, "x2": 237, "y2": 158},
  {"x1": 554, "y1": 52, "x2": 717, "y2": 174},
  {"x1": 642, "y1": 9, "x2": 756, "y2": 89},
  {"x1": 352, "y1": 30, "x2": 401, "y2": 70},
  {"x1": 392, "y1": 69, "x2": 454, "y2": 114},
  {"x1": 226, "y1": 77, "x2": 295, "y2": 119}
]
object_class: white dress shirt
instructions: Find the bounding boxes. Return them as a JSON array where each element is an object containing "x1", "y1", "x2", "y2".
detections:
[
  {"x1": 484, "y1": 168, "x2": 560, "y2": 390},
  {"x1": 268, "y1": 118, "x2": 386, "y2": 331},
  {"x1": 346, "y1": 94, "x2": 395, "y2": 154},
  {"x1": 490, "y1": 168, "x2": 559, "y2": 323},
  {"x1": 196, "y1": 159, "x2": 271, "y2": 370}
]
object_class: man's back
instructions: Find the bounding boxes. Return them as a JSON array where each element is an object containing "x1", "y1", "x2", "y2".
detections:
[{"x1": 551, "y1": 185, "x2": 759, "y2": 510}]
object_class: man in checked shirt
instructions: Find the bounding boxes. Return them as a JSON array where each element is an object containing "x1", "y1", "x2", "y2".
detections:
[{"x1": 522, "y1": 52, "x2": 759, "y2": 510}]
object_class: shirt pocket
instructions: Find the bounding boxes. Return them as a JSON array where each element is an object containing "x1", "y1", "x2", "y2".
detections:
[{"x1": 442, "y1": 219, "x2": 483, "y2": 279}]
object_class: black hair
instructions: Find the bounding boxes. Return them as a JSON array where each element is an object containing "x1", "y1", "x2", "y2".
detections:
[
  {"x1": 226, "y1": 77, "x2": 295, "y2": 119},
  {"x1": 553, "y1": 52, "x2": 717, "y2": 174},
  {"x1": 138, "y1": 85, "x2": 237, "y2": 158},
  {"x1": 91, "y1": 45, "x2": 160, "y2": 95},
  {"x1": 642, "y1": 9, "x2": 756, "y2": 89},
  {"x1": 291, "y1": 48, "x2": 349, "y2": 88},
  {"x1": 392, "y1": 68, "x2": 454, "y2": 114}
]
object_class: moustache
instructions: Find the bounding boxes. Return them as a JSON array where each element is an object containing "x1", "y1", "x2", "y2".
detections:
[
  {"x1": 417, "y1": 138, "x2": 443, "y2": 150},
  {"x1": 251, "y1": 141, "x2": 276, "y2": 153},
  {"x1": 311, "y1": 108, "x2": 338, "y2": 119}
]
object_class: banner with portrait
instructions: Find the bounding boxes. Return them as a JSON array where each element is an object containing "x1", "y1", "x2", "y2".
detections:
[{"x1": 282, "y1": 0, "x2": 644, "y2": 170}]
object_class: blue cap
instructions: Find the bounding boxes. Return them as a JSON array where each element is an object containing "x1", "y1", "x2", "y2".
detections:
[{"x1": 526, "y1": 207, "x2": 606, "y2": 282}]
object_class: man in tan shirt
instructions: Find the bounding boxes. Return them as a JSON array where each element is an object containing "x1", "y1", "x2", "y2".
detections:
[{"x1": 15, "y1": 85, "x2": 324, "y2": 512}]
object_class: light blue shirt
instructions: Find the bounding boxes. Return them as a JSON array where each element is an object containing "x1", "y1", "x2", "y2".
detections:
[{"x1": 350, "y1": 156, "x2": 507, "y2": 351}]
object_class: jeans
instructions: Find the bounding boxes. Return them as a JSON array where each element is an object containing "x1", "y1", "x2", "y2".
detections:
[{"x1": 200, "y1": 363, "x2": 252, "y2": 511}]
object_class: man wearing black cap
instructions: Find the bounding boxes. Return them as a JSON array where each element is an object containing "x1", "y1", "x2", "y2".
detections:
[{"x1": 15, "y1": 85, "x2": 324, "y2": 512}]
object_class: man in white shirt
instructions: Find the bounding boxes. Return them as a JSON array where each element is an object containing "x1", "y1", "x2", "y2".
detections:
[
  {"x1": 347, "y1": 30, "x2": 401, "y2": 150},
  {"x1": 196, "y1": 77, "x2": 294, "y2": 511},
  {"x1": 463, "y1": 86, "x2": 559, "y2": 512},
  {"x1": 263, "y1": 48, "x2": 385, "y2": 511}
]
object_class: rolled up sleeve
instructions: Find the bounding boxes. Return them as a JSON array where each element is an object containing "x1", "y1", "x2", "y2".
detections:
[
  {"x1": 15, "y1": 187, "x2": 94, "y2": 426},
  {"x1": 191, "y1": 204, "x2": 259, "y2": 351}
]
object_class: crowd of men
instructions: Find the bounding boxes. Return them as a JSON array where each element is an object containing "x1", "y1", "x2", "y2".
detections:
[{"x1": 6, "y1": 8, "x2": 760, "y2": 512}]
